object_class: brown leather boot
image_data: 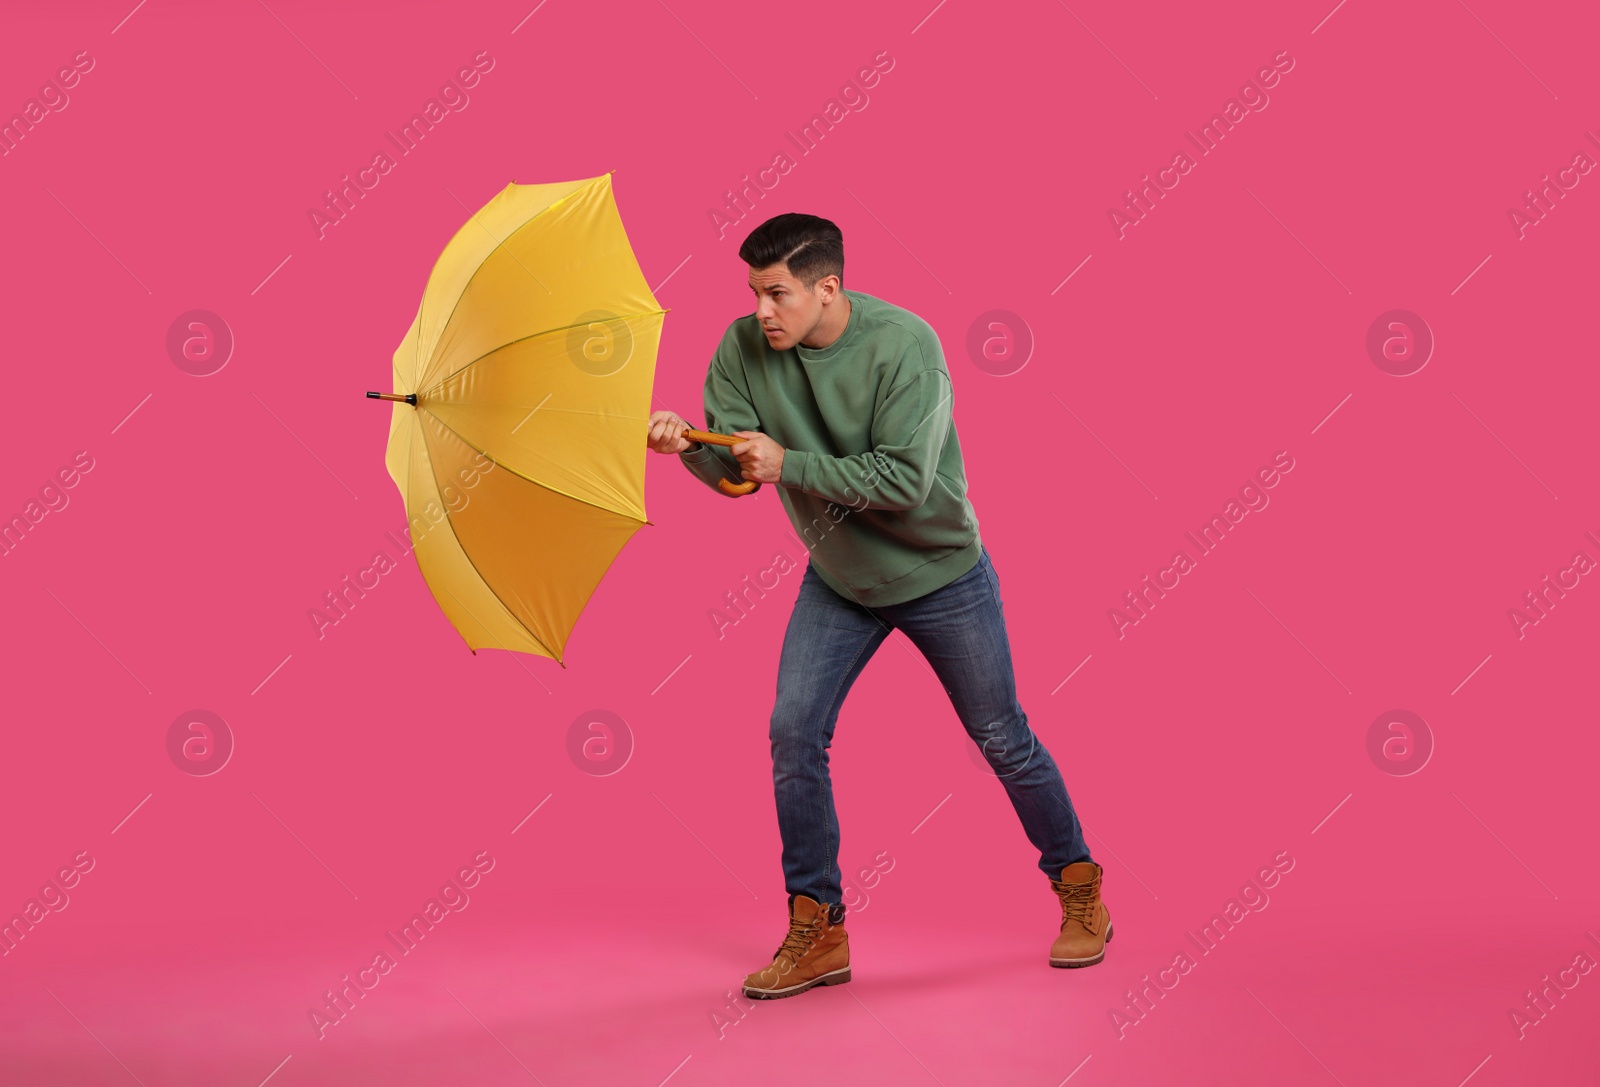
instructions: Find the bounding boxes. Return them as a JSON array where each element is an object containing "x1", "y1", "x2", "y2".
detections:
[
  {"x1": 1049, "y1": 861, "x2": 1113, "y2": 968},
  {"x1": 741, "y1": 894, "x2": 851, "y2": 999}
]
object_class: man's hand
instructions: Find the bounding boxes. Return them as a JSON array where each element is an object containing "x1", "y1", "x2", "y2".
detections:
[
  {"x1": 730, "y1": 431, "x2": 785, "y2": 484},
  {"x1": 646, "y1": 410, "x2": 698, "y2": 454}
]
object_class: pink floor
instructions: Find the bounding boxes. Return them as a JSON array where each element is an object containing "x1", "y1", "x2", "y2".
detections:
[{"x1": 4, "y1": 0, "x2": 1599, "y2": 1082}]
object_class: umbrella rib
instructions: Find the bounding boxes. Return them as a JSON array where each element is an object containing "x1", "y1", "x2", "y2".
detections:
[
  {"x1": 412, "y1": 415, "x2": 562, "y2": 662},
  {"x1": 417, "y1": 177, "x2": 606, "y2": 391},
  {"x1": 419, "y1": 184, "x2": 573, "y2": 388},
  {"x1": 452, "y1": 187, "x2": 558, "y2": 299},
  {"x1": 420, "y1": 407, "x2": 646, "y2": 526},
  {"x1": 415, "y1": 309, "x2": 668, "y2": 400},
  {"x1": 403, "y1": 428, "x2": 477, "y2": 655},
  {"x1": 401, "y1": 303, "x2": 422, "y2": 395}
]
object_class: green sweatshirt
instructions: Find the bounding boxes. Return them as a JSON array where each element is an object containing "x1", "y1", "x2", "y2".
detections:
[{"x1": 677, "y1": 288, "x2": 982, "y2": 607}]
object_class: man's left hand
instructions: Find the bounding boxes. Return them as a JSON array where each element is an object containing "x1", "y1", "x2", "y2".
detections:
[{"x1": 730, "y1": 431, "x2": 785, "y2": 484}]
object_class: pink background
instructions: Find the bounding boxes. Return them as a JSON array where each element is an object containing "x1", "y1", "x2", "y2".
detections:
[{"x1": 3, "y1": 0, "x2": 1598, "y2": 1083}]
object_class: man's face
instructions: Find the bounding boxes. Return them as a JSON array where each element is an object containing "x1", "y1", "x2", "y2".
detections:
[{"x1": 748, "y1": 262, "x2": 829, "y2": 350}]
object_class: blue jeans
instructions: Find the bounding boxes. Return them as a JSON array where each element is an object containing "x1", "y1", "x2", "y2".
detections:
[{"x1": 769, "y1": 544, "x2": 1093, "y2": 907}]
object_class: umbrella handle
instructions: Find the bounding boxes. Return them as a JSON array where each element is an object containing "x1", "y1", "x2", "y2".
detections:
[{"x1": 682, "y1": 428, "x2": 760, "y2": 497}]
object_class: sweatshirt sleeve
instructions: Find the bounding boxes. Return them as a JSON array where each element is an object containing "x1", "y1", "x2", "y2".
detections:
[
  {"x1": 779, "y1": 347, "x2": 953, "y2": 512},
  {"x1": 677, "y1": 330, "x2": 762, "y2": 497}
]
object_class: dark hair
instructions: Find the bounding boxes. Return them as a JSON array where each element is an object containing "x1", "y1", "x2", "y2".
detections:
[{"x1": 738, "y1": 213, "x2": 844, "y2": 289}]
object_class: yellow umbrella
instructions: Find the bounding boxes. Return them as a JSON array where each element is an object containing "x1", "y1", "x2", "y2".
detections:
[{"x1": 367, "y1": 172, "x2": 751, "y2": 667}]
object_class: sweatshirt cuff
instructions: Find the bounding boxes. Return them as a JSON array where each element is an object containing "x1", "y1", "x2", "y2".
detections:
[
  {"x1": 679, "y1": 441, "x2": 714, "y2": 460},
  {"x1": 779, "y1": 448, "x2": 807, "y2": 489}
]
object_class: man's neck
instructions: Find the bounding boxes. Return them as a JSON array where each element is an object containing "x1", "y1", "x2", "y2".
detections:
[{"x1": 800, "y1": 294, "x2": 852, "y2": 349}]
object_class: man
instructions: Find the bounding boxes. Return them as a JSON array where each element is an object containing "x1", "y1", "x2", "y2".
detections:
[{"x1": 645, "y1": 213, "x2": 1111, "y2": 1000}]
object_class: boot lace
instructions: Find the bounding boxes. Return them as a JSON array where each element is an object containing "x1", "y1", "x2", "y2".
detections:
[
  {"x1": 775, "y1": 914, "x2": 824, "y2": 962},
  {"x1": 1052, "y1": 872, "x2": 1101, "y2": 934}
]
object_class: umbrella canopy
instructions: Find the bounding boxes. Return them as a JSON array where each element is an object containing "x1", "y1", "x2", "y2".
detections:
[{"x1": 375, "y1": 173, "x2": 664, "y2": 666}]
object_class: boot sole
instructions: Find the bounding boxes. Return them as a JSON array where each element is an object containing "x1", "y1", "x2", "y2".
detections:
[
  {"x1": 742, "y1": 965, "x2": 851, "y2": 1000},
  {"x1": 1050, "y1": 921, "x2": 1113, "y2": 969}
]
